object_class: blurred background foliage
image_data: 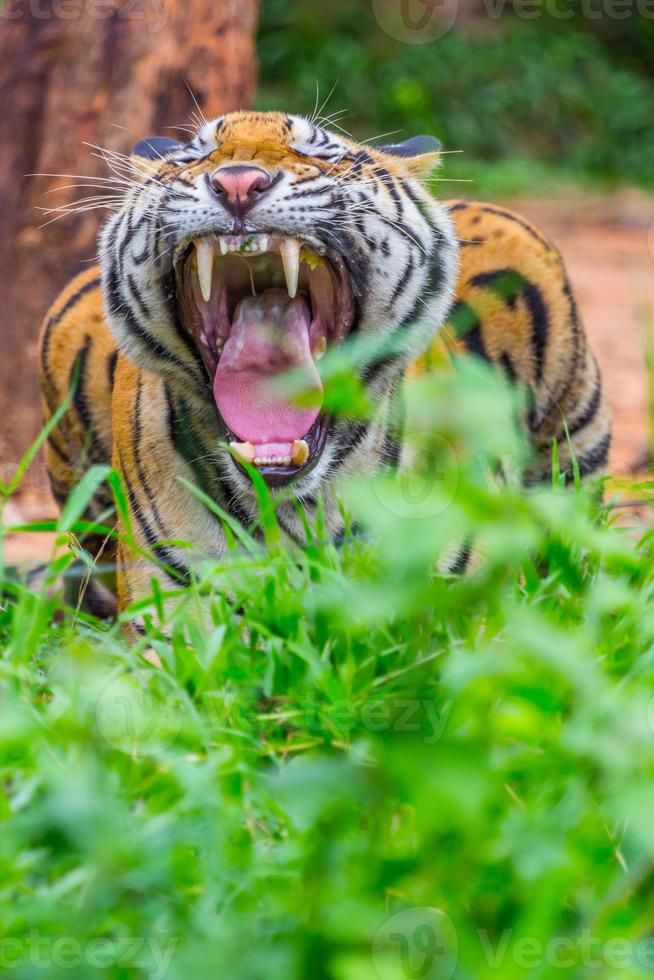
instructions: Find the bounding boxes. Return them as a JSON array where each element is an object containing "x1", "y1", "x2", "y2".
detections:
[{"x1": 257, "y1": 0, "x2": 654, "y2": 193}]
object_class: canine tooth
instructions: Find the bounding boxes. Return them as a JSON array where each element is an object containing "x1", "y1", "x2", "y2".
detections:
[
  {"x1": 195, "y1": 238, "x2": 214, "y2": 302},
  {"x1": 229, "y1": 441, "x2": 256, "y2": 463},
  {"x1": 280, "y1": 237, "x2": 301, "y2": 298},
  {"x1": 291, "y1": 439, "x2": 309, "y2": 465}
]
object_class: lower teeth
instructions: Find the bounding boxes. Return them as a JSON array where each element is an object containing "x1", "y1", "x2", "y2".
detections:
[{"x1": 228, "y1": 438, "x2": 310, "y2": 468}]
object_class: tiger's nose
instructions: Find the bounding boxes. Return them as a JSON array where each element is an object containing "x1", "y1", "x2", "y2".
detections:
[{"x1": 209, "y1": 165, "x2": 273, "y2": 212}]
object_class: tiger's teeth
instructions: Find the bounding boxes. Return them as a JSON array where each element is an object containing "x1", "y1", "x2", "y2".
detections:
[
  {"x1": 195, "y1": 238, "x2": 214, "y2": 302},
  {"x1": 219, "y1": 238, "x2": 228, "y2": 256},
  {"x1": 291, "y1": 439, "x2": 309, "y2": 465},
  {"x1": 313, "y1": 336, "x2": 326, "y2": 360},
  {"x1": 279, "y1": 237, "x2": 301, "y2": 298},
  {"x1": 229, "y1": 441, "x2": 256, "y2": 463}
]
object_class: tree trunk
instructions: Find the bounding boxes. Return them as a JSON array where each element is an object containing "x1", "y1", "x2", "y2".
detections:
[{"x1": 0, "y1": 0, "x2": 258, "y2": 486}]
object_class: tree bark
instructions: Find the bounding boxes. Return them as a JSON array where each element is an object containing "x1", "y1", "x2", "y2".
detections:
[{"x1": 0, "y1": 0, "x2": 258, "y2": 482}]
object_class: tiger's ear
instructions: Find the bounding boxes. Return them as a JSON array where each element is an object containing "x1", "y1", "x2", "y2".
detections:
[
  {"x1": 131, "y1": 136, "x2": 185, "y2": 173},
  {"x1": 377, "y1": 135, "x2": 441, "y2": 179}
]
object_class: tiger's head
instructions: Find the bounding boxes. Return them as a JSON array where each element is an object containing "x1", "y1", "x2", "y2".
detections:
[{"x1": 99, "y1": 110, "x2": 458, "y2": 501}]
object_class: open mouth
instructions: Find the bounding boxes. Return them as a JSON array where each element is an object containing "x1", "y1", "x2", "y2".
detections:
[{"x1": 175, "y1": 233, "x2": 355, "y2": 486}]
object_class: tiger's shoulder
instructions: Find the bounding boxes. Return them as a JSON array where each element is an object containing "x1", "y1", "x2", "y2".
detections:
[
  {"x1": 413, "y1": 198, "x2": 610, "y2": 481},
  {"x1": 441, "y1": 197, "x2": 575, "y2": 365}
]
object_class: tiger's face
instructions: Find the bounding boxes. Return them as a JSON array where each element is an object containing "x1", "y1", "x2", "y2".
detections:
[{"x1": 100, "y1": 111, "x2": 458, "y2": 500}]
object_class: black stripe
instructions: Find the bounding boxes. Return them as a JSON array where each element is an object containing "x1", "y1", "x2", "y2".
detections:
[
  {"x1": 130, "y1": 211, "x2": 155, "y2": 265},
  {"x1": 379, "y1": 214, "x2": 427, "y2": 253},
  {"x1": 568, "y1": 430, "x2": 611, "y2": 482},
  {"x1": 468, "y1": 269, "x2": 548, "y2": 382},
  {"x1": 499, "y1": 352, "x2": 517, "y2": 382},
  {"x1": 167, "y1": 392, "x2": 223, "y2": 503},
  {"x1": 118, "y1": 215, "x2": 141, "y2": 264},
  {"x1": 323, "y1": 421, "x2": 372, "y2": 479},
  {"x1": 567, "y1": 372, "x2": 601, "y2": 437},
  {"x1": 461, "y1": 324, "x2": 486, "y2": 360},
  {"x1": 70, "y1": 336, "x2": 106, "y2": 465},
  {"x1": 105, "y1": 265, "x2": 192, "y2": 374},
  {"x1": 479, "y1": 206, "x2": 551, "y2": 251},
  {"x1": 521, "y1": 283, "x2": 549, "y2": 383},
  {"x1": 342, "y1": 420, "x2": 371, "y2": 451},
  {"x1": 46, "y1": 434, "x2": 69, "y2": 465},
  {"x1": 119, "y1": 449, "x2": 192, "y2": 585},
  {"x1": 40, "y1": 276, "x2": 102, "y2": 399},
  {"x1": 126, "y1": 274, "x2": 153, "y2": 321},
  {"x1": 161, "y1": 269, "x2": 205, "y2": 363},
  {"x1": 389, "y1": 254, "x2": 414, "y2": 307},
  {"x1": 373, "y1": 166, "x2": 404, "y2": 216},
  {"x1": 383, "y1": 435, "x2": 402, "y2": 468},
  {"x1": 449, "y1": 543, "x2": 472, "y2": 574},
  {"x1": 45, "y1": 276, "x2": 101, "y2": 330},
  {"x1": 107, "y1": 350, "x2": 119, "y2": 390},
  {"x1": 446, "y1": 301, "x2": 487, "y2": 359},
  {"x1": 551, "y1": 276, "x2": 583, "y2": 408},
  {"x1": 401, "y1": 182, "x2": 440, "y2": 234},
  {"x1": 363, "y1": 353, "x2": 401, "y2": 383},
  {"x1": 291, "y1": 180, "x2": 332, "y2": 199},
  {"x1": 131, "y1": 378, "x2": 191, "y2": 558},
  {"x1": 399, "y1": 247, "x2": 446, "y2": 330}
]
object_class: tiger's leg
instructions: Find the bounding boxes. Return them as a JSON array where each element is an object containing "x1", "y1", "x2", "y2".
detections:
[
  {"x1": 38, "y1": 267, "x2": 119, "y2": 615},
  {"x1": 447, "y1": 200, "x2": 611, "y2": 484},
  {"x1": 111, "y1": 359, "x2": 229, "y2": 632}
]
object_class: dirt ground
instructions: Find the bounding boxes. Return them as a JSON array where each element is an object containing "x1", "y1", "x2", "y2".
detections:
[{"x1": 5, "y1": 190, "x2": 654, "y2": 566}]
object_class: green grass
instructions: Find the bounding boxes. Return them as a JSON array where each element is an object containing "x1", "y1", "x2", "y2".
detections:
[{"x1": 2, "y1": 358, "x2": 654, "y2": 979}]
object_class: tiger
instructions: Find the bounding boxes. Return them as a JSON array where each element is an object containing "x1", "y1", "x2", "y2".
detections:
[{"x1": 38, "y1": 110, "x2": 611, "y2": 622}]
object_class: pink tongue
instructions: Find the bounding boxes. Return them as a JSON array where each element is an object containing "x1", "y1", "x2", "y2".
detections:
[{"x1": 213, "y1": 289, "x2": 322, "y2": 456}]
